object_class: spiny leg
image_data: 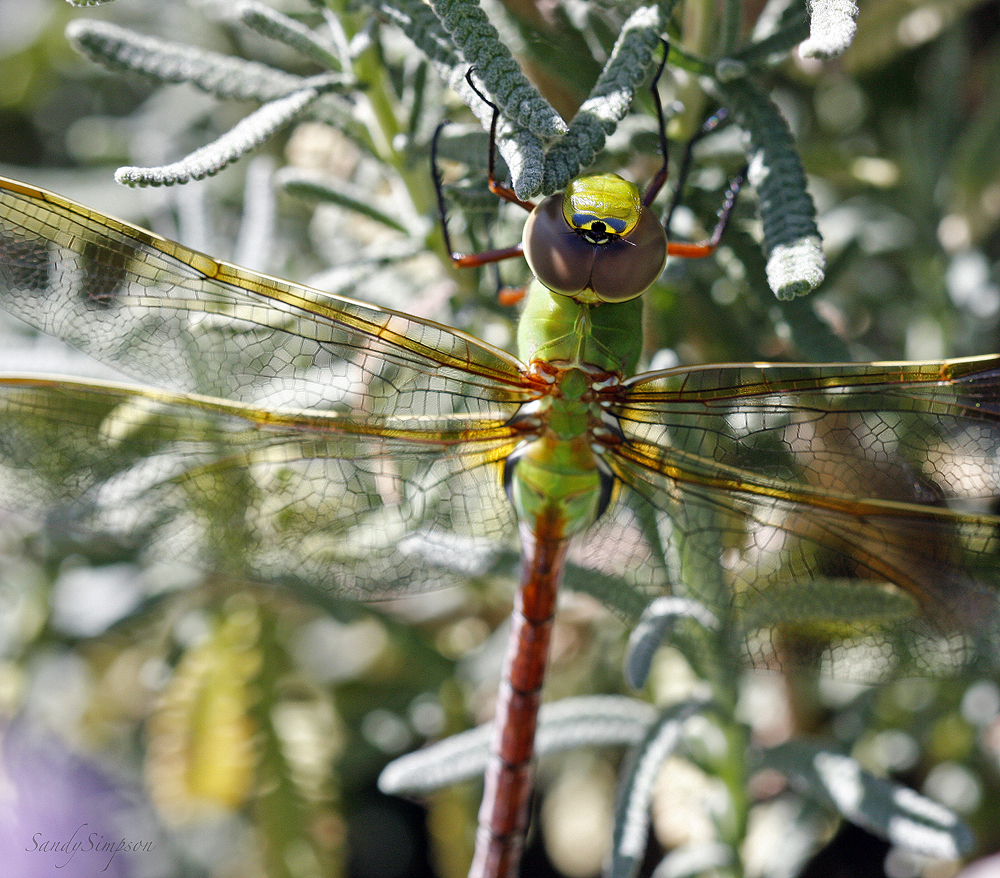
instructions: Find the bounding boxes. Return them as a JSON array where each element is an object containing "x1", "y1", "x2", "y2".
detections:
[
  {"x1": 465, "y1": 70, "x2": 534, "y2": 213},
  {"x1": 664, "y1": 108, "x2": 748, "y2": 259},
  {"x1": 432, "y1": 71, "x2": 534, "y2": 273},
  {"x1": 642, "y1": 40, "x2": 748, "y2": 260},
  {"x1": 641, "y1": 38, "x2": 673, "y2": 207}
]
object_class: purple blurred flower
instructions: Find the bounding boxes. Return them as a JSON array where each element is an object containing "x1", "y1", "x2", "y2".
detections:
[{"x1": 0, "y1": 722, "x2": 160, "y2": 877}]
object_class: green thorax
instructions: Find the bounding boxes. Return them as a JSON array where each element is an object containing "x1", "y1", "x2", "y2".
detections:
[
  {"x1": 516, "y1": 278, "x2": 644, "y2": 377},
  {"x1": 505, "y1": 364, "x2": 609, "y2": 541},
  {"x1": 507, "y1": 282, "x2": 644, "y2": 540}
]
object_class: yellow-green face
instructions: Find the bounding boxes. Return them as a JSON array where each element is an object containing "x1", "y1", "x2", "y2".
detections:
[{"x1": 561, "y1": 173, "x2": 644, "y2": 241}]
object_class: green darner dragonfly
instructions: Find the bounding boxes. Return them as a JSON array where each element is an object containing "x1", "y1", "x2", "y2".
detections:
[{"x1": 2, "y1": 93, "x2": 1000, "y2": 878}]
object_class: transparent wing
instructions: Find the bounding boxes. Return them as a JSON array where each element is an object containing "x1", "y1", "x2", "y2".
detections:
[
  {"x1": 0, "y1": 376, "x2": 523, "y2": 596},
  {"x1": 0, "y1": 176, "x2": 527, "y2": 410},
  {"x1": 0, "y1": 175, "x2": 537, "y2": 595},
  {"x1": 591, "y1": 359, "x2": 1000, "y2": 674}
]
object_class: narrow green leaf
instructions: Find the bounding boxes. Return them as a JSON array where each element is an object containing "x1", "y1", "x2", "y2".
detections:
[
  {"x1": 116, "y1": 88, "x2": 320, "y2": 186},
  {"x1": 625, "y1": 596, "x2": 719, "y2": 689},
  {"x1": 738, "y1": 578, "x2": 920, "y2": 634},
  {"x1": 720, "y1": 0, "x2": 744, "y2": 53},
  {"x1": 278, "y1": 167, "x2": 412, "y2": 233},
  {"x1": 563, "y1": 559, "x2": 655, "y2": 623},
  {"x1": 777, "y1": 292, "x2": 850, "y2": 361},
  {"x1": 609, "y1": 700, "x2": 707, "y2": 878},
  {"x1": 406, "y1": 58, "x2": 429, "y2": 139},
  {"x1": 249, "y1": 613, "x2": 341, "y2": 877}
]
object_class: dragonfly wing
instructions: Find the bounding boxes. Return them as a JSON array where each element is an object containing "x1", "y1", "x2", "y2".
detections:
[
  {"x1": 598, "y1": 358, "x2": 1000, "y2": 673},
  {"x1": 0, "y1": 176, "x2": 527, "y2": 410},
  {"x1": 0, "y1": 376, "x2": 522, "y2": 596}
]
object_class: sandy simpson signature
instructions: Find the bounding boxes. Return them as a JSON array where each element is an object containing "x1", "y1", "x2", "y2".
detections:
[{"x1": 26, "y1": 823, "x2": 156, "y2": 871}]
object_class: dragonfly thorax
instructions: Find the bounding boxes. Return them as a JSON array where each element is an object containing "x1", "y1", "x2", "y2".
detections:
[
  {"x1": 503, "y1": 362, "x2": 621, "y2": 537},
  {"x1": 517, "y1": 280, "x2": 644, "y2": 377}
]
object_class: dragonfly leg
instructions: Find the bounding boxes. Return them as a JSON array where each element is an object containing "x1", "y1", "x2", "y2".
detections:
[
  {"x1": 663, "y1": 108, "x2": 748, "y2": 259},
  {"x1": 431, "y1": 120, "x2": 526, "y2": 269},
  {"x1": 463, "y1": 69, "x2": 535, "y2": 213},
  {"x1": 431, "y1": 70, "x2": 533, "y2": 280},
  {"x1": 498, "y1": 284, "x2": 528, "y2": 306},
  {"x1": 665, "y1": 162, "x2": 748, "y2": 259},
  {"x1": 642, "y1": 38, "x2": 672, "y2": 207},
  {"x1": 641, "y1": 41, "x2": 747, "y2": 259}
]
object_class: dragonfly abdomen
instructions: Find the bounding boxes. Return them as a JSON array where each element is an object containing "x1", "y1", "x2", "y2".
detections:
[{"x1": 470, "y1": 518, "x2": 571, "y2": 878}]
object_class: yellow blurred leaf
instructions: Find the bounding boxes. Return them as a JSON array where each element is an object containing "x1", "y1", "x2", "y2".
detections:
[{"x1": 145, "y1": 604, "x2": 261, "y2": 819}]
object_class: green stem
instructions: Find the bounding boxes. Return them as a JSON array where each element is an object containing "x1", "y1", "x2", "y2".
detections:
[{"x1": 719, "y1": 0, "x2": 743, "y2": 54}]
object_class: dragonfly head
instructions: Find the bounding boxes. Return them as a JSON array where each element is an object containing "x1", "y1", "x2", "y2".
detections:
[{"x1": 522, "y1": 173, "x2": 667, "y2": 305}]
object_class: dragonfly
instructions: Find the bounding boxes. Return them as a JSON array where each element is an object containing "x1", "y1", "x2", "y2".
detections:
[{"x1": 3, "y1": 88, "x2": 1000, "y2": 878}]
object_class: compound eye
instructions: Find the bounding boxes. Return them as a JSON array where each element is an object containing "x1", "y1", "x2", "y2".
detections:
[
  {"x1": 587, "y1": 207, "x2": 667, "y2": 303},
  {"x1": 523, "y1": 195, "x2": 598, "y2": 297}
]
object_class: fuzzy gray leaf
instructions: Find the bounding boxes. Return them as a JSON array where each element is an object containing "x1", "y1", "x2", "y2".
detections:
[
  {"x1": 237, "y1": 0, "x2": 345, "y2": 71},
  {"x1": 116, "y1": 88, "x2": 320, "y2": 186},
  {"x1": 762, "y1": 741, "x2": 974, "y2": 859},
  {"x1": 719, "y1": 77, "x2": 825, "y2": 298},
  {"x1": 800, "y1": 0, "x2": 858, "y2": 59},
  {"x1": 542, "y1": 3, "x2": 675, "y2": 193},
  {"x1": 66, "y1": 19, "x2": 308, "y2": 102},
  {"x1": 378, "y1": 696, "x2": 656, "y2": 796},
  {"x1": 430, "y1": 0, "x2": 566, "y2": 140}
]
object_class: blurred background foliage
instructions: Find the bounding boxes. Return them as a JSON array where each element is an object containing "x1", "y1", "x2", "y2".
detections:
[{"x1": 0, "y1": 1, "x2": 999, "y2": 877}]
